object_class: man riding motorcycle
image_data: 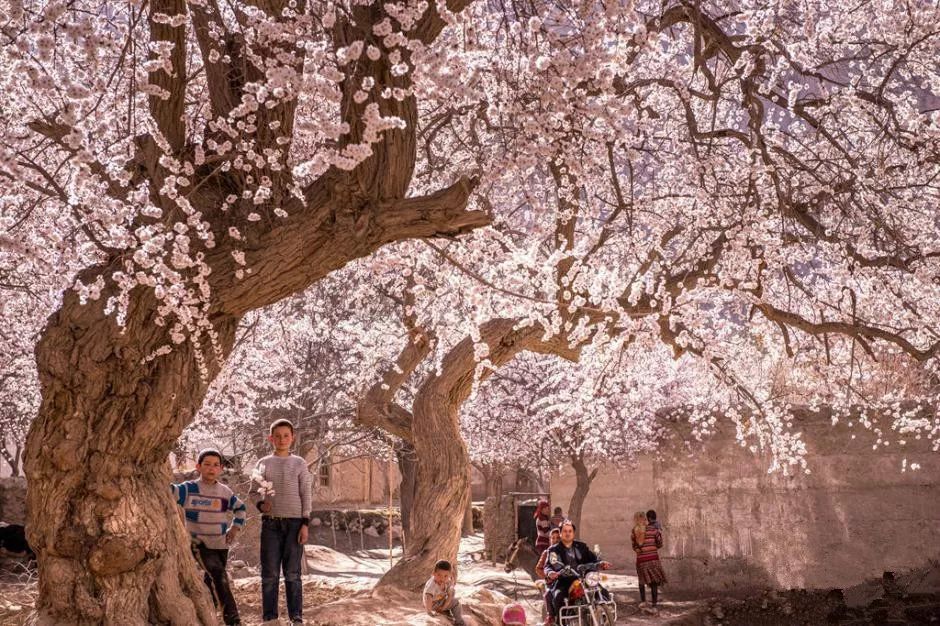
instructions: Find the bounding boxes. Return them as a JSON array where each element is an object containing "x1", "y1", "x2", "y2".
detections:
[{"x1": 543, "y1": 520, "x2": 612, "y2": 625}]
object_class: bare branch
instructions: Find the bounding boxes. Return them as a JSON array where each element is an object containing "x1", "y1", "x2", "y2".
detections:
[{"x1": 754, "y1": 301, "x2": 940, "y2": 362}]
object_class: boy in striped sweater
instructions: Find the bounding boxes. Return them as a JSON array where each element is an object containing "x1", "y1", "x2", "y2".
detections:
[{"x1": 172, "y1": 448, "x2": 247, "y2": 626}]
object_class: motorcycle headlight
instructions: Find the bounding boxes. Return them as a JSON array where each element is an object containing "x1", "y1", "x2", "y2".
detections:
[
  {"x1": 584, "y1": 572, "x2": 602, "y2": 586},
  {"x1": 569, "y1": 580, "x2": 586, "y2": 600}
]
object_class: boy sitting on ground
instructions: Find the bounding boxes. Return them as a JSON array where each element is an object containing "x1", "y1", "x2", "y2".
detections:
[
  {"x1": 172, "y1": 448, "x2": 247, "y2": 626},
  {"x1": 423, "y1": 559, "x2": 466, "y2": 625}
]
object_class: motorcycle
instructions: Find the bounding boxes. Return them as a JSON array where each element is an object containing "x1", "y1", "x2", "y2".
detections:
[{"x1": 554, "y1": 562, "x2": 617, "y2": 626}]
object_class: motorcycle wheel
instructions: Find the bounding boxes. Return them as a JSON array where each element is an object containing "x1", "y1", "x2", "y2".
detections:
[{"x1": 596, "y1": 602, "x2": 615, "y2": 625}]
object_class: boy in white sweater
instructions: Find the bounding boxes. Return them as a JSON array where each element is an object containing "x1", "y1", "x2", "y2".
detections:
[{"x1": 250, "y1": 419, "x2": 313, "y2": 626}]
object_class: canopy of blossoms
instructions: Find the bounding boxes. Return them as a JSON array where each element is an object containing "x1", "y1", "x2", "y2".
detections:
[{"x1": 1, "y1": 0, "x2": 938, "y2": 475}]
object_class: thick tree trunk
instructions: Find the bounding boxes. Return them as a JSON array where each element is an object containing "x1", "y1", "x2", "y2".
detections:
[
  {"x1": 25, "y1": 287, "x2": 237, "y2": 625},
  {"x1": 25, "y1": 179, "x2": 484, "y2": 624},
  {"x1": 376, "y1": 376, "x2": 470, "y2": 590},
  {"x1": 567, "y1": 456, "x2": 598, "y2": 531},
  {"x1": 26, "y1": 199, "x2": 486, "y2": 623},
  {"x1": 26, "y1": 189, "x2": 486, "y2": 623},
  {"x1": 377, "y1": 319, "x2": 580, "y2": 590}
]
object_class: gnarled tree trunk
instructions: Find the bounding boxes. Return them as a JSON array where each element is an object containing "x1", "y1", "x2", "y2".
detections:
[
  {"x1": 27, "y1": 191, "x2": 485, "y2": 625},
  {"x1": 379, "y1": 371, "x2": 471, "y2": 590},
  {"x1": 26, "y1": 288, "x2": 236, "y2": 625},
  {"x1": 26, "y1": 191, "x2": 484, "y2": 625},
  {"x1": 377, "y1": 318, "x2": 580, "y2": 590}
]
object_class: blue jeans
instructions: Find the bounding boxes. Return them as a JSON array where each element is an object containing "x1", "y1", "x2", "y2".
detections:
[{"x1": 260, "y1": 517, "x2": 304, "y2": 621}]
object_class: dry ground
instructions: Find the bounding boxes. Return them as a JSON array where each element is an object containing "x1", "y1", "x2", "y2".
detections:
[
  {"x1": 0, "y1": 535, "x2": 671, "y2": 625},
  {"x1": 4, "y1": 540, "x2": 939, "y2": 625}
]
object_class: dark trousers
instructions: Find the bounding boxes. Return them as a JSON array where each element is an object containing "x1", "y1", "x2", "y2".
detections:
[
  {"x1": 639, "y1": 582, "x2": 659, "y2": 604},
  {"x1": 195, "y1": 545, "x2": 240, "y2": 625},
  {"x1": 261, "y1": 517, "x2": 304, "y2": 621},
  {"x1": 548, "y1": 579, "x2": 574, "y2": 619}
]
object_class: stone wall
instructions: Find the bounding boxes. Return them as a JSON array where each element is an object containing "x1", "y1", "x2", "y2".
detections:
[{"x1": 551, "y1": 410, "x2": 940, "y2": 593}]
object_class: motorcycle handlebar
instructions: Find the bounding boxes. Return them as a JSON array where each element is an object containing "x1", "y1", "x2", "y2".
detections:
[
  {"x1": 578, "y1": 562, "x2": 600, "y2": 575},
  {"x1": 554, "y1": 562, "x2": 603, "y2": 578}
]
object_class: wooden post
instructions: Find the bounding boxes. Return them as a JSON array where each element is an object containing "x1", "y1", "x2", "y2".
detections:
[
  {"x1": 388, "y1": 452, "x2": 394, "y2": 568},
  {"x1": 358, "y1": 511, "x2": 365, "y2": 551}
]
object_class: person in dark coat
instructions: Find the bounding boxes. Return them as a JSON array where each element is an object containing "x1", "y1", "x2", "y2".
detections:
[{"x1": 543, "y1": 520, "x2": 611, "y2": 624}]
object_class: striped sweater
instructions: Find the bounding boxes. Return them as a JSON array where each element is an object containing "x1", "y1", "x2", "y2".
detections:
[
  {"x1": 632, "y1": 525, "x2": 663, "y2": 565},
  {"x1": 172, "y1": 478, "x2": 247, "y2": 550},
  {"x1": 249, "y1": 454, "x2": 312, "y2": 520}
]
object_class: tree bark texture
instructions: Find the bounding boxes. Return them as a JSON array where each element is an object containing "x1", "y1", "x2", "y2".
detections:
[{"x1": 26, "y1": 287, "x2": 236, "y2": 625}]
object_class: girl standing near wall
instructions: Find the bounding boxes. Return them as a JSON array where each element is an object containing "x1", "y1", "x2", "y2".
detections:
[{"x1": 632, "y1": 510, "x2": 667, "y2": 607}]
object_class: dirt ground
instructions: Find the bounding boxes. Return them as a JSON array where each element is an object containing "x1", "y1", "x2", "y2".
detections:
[
  {"x1": 0, "y1": 575, "x2": 347, "y2": 626},
  {"x1": 0, "y1": 535, "x2": 653, "y2": 625},
  {"x1": 3, "y1": 539, "x2": 940, "y2": 625}
]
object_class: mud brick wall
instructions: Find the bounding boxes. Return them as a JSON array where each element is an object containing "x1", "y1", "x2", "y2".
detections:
[{"x1": 551, "y1": 409, "x2": 940, "y2": 593}]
